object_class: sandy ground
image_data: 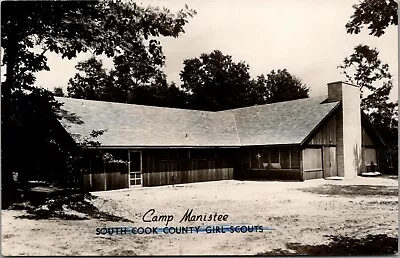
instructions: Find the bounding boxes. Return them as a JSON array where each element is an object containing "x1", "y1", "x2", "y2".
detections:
[{"x1": 2, "y1": 177, "x2": 398, "y2": 256}]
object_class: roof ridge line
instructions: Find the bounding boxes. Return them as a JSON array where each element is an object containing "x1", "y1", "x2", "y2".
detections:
[{"x1": 232, "y1": 113, "x2": 242, "y2": 146}]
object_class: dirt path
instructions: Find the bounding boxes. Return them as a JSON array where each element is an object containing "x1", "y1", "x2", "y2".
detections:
[{"x1": 2, "y1": 177, "x2": 398, "y2": 255}]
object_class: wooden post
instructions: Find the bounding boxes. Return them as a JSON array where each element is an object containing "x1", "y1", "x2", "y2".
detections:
[{"x1": 300, "y1": 148, "x2": 304, "y2": 181}]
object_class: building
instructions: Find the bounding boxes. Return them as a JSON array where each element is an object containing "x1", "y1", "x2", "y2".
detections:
[{"x1": 56, "y1": 81, "x2": 384, "y2": 191}]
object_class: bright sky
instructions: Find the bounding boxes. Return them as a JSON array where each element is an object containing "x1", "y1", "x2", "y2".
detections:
[{"x1": 35, "y1": 0, "x2": 398, "y2": 100}]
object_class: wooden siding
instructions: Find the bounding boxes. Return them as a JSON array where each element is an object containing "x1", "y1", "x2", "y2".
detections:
[
  {"x1": 304, "y1": 170, "x2": 323, "y2": 180},
  {"x1": 244, "y1": 169, "x2": 302, "y2": 180},
  {"x1": 302, "y1": 147, "x2": 324, "y2": 179},
  {"x1": 362, "y1": 127, "x2": 375, "y2": 146},
  {"x1": 242, "y1": 146, "x2": 302, "y2": 180},
  {"x1": 141, "y1": 149, "x2": 236, "y2": 187},
  {"x1": 307, "y1": 112, "x2": 337, "y2": 145},
  {"x1": 361, "y1": 123, "x2": 380, "y2": 172},
  {"x1": 82, "y1": 150, "x2": 129, "y2": 191},
  {"x1": 83, "y1": 171, "x2": 128, "y2": 191},
  {"x1": 322, "y1": 146, "x2": 337, "y2": 177}
]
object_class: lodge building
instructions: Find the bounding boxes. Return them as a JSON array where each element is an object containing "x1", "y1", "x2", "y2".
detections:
[{"x1": 56, "y1": 81, "x2": 383, "y2": 191}]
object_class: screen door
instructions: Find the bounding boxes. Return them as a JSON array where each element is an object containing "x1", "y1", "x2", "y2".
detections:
[{"x1": 129, "y1": 151, "x2": 142, "y2": 187}]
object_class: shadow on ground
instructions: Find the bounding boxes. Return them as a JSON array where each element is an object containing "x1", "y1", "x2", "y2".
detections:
[
  {"x1": 7, "y1": 187, "x2": 132, "y2": 222},
  {"x1": 298, "y1": 184, "x2": 398, "y2": 197},
  {"x1": 257, "y1": 234, "x2": 398, "y2": 256}
]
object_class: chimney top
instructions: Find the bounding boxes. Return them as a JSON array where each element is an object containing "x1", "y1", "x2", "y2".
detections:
[
  {"x1": 327, "y1": 81, "x2": 359, "y2": 88},
  {"x1": 327, "y1": 81, "x2": 360, "y2": 103}
]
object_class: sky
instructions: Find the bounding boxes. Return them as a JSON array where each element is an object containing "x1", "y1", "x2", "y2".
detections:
[{"x1": 34, "y1": 0, "x2": 398, "y2": 99}]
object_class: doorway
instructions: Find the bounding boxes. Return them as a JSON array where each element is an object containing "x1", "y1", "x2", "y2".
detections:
[
  {"x1": 323, "y1": 146, "x2": 337, "y2": 178},
  {"x1": 129, "y1": 151, "x2": 142, "y2": 187}
]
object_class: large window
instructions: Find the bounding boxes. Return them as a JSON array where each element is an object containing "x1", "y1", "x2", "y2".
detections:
[{"x1": 249, "y1": 147, "x2": 301, "y2": 170}]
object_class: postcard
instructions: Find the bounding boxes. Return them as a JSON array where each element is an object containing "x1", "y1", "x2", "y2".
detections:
[{"x1": 1, "y1": 0, "x2": 398, "y2": 256}]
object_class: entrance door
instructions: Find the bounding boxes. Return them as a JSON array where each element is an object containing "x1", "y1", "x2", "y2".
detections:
[
  {"x1": 129, "y1": 151, "x2": 142, "y2": 187},
  {"x1": 323, "y1": 147, "x2": 337, "y2": 178}
]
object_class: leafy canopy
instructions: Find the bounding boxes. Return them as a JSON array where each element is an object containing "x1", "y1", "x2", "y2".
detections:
[
  {"x1": 1, "y1": 1, "x2": 196, "y2": 93},
  {"x1": 339, "y1": 44, "x2": 398, "y2": 171},
  {"x1": 346, "y1": 0, "x2": 398, "y2": 37},
  {"x1": 0, "y1": 1, "x2": 196, "y2": 193},
  {"x1": 180, "y1": 50, "x2": 309, "y2": 111}
]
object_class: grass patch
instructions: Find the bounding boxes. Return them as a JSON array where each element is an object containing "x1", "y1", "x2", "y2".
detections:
[{"x1": 299, "y1": 184, "x2": 398, "y2": 197}]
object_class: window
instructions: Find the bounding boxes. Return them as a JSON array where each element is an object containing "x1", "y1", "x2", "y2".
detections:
[
  {"x1": 250, "y1": 148, "x2": 268, "y2": 169},
  {"x1": 280, "y1": 148, "x2": 290, "y2": 169},
  {"x1": 291, "y1": 148, "x2": 300, "y2": 169},
  {"x1": 168, "y1": 149, "x2": 187, "y2": 160},
  {"x1": 270, "y1": 149, "x2": 279, "y2": 163},
  {"x1": 364, "y1": 148, "x2": 377, "y2": 165},
  {"x1": 191, "y1": 149, "x2": 216, "y2": 160},
  {"x1": 104, "y1": 150, "x2": 129, "y2": 173},
  {"x1": 90, "y1": 151, "x2": 104, "y2": 173}
]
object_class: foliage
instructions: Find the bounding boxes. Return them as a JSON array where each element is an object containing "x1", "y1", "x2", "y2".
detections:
[
  {"x1": 180, "y1": 50, "x2": 309, "y2": 111},
  {"x1": 338, "y1": 44, "x2": 393, "y2": 110},
  {"x1": 67, "y1": 56, "x2": 188, "y2": 107},
  {"x1": 346, "y1": 0, "x2": 398, "y2": 37},
  {"x1": 338, "y1": 44, "x2": 398, "y2": 173},
  {"x1": 180, "y1": 50, "x2": 254, "y2": 110},
  {"x1": 1, "y1": 1, "x2": 196, "y2": 206},
  {"x1": 53, "y1": 87, "x2": 65, "y2": 97},
  {"x1": 259, "y1": 69, "x2": 309, "y2": 104}
]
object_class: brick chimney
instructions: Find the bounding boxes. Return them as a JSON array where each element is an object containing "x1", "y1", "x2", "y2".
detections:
[{"x1": 327, "y1": 81, "x2": 362, "y2": 178}]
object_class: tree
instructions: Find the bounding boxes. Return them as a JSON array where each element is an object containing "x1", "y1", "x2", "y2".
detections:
[
  {"x1": 344, "y1": 0, "x2": 398, "y2": 174},
  {"x1": 2, "y1": 1, "x2": 195, "y2": 96},
  {"x1": 338, "y1": 45, "x2": 393, "y2": 110},
  {"x1": 261, "y1": 69, "x2": 309, "y2": 104},
  {"x1": 67, "y1": 56, "x2": 189, "y2": 107},
  {"x1": 1, "y1": 1, "x2": 195, "y2": 206},
  {"x1": 180, "y1": 50, "x2": 262, "y2": 111},
  {"x1": 346, "y1": 0, "x2": 398, "y2": 37},
  {"x1": 53, "y1": 87, "x2": 65, "y2": 97},
  {"x1": 180, "y1": 50, "x2": 310, "y2": 111},
  {"x1": 338, "y1": 44, "x2": 398, "y2": 173},
  {"x1": 67, "y1": 57, "x2": 112, "y2": 101}
]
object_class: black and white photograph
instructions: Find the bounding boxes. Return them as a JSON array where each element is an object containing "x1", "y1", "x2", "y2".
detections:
[{"x1": 1, "y1": 0, "x2": 398, "y2": 256}]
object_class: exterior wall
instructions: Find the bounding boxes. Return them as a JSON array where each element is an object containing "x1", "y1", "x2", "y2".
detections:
[
  {"x1": 336, "y1": 108, "x2": 345, "y2": 177},
  {"x1": 241, "y1": 146, "x2": 302, "y2": 181},
  {"x1": 304, "y1": 110, "x2": 340, "y2": 179},
  {"x1": 81, "y1": 104, "x2": 378, "y2": 190},
  {"x1": 83, "y1": 148, "x2": 236, "y2": 190},
  {"x1": 303, "y1": 100, "x2": 380, "y2": 179},
  {"x1": 82, "y1": 149, "x2": 129, "y2": 191},
  {"x1": 308, "y1": 112, "x2": 338, "y2": 145},
  {"x1": 361, "y1": 127, "x2": 379, "y2": 173},
  {"x1": 141, "y1": 148, "x2": 236, "y2": 187},
  {"x1": 302, "y1": 147, "x2": 323, "y2": 179}
]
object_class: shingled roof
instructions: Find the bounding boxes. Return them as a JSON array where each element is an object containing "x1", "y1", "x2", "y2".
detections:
[
  {"x1": 55, "y1": 96, "x2": 339, "y2": 147},
  {"x1": 226, "y1": 96, "x2": 340, "y2": 146}
]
